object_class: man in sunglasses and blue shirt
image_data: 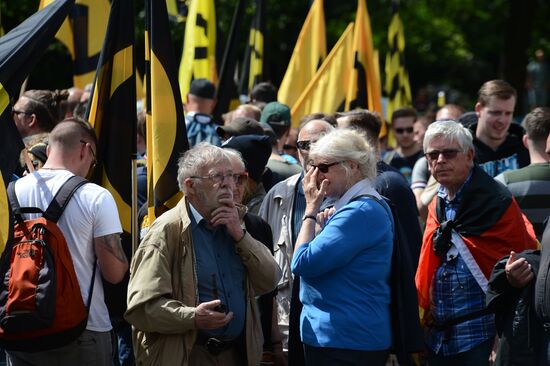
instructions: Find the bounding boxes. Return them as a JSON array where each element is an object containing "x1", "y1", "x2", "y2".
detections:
[
  {"x1": 416, "y1": 120, "x2": 537, "y2": 366},
  {"x1": 383, "y1": 107, "x2": 423, "y2": 184}
]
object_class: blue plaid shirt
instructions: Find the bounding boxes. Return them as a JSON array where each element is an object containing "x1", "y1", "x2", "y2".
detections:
[{"x1": 428, "y1": 174, "x2": 495, "y2": 355}]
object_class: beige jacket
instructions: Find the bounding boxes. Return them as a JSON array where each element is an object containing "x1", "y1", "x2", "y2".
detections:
[{"x1": 125, "y1": 197, "x2": 281, "y2": 366}]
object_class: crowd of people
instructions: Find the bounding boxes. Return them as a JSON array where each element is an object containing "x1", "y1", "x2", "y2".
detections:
[{"x1": 4, "y1": 76, "x2": 550, "y2": 366}]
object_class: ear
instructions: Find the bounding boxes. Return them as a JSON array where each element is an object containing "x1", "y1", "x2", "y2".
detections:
[
  {"x1": 27, "y1": 114, "x2": 38, "y2": 128},
  {"x1": 474, "y1": 102, "x2": 482, "y2": 117},
  {"x1": 466, "y1": 148, "x2": 475, "y2": 163},
  {"x1": 183, "y1": 177, "x2": 195, "y2": 194},
  {"x1": 522, "y1": 134, "x2": 529, "y2": 149}
]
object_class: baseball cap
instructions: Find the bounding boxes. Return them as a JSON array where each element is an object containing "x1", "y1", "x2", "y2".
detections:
[
  {"x1": 260, "y1": 102, "x2": 291, "y2": 127},
  {"x1": 189, "y1": 78, "x2": 215, "y2": 99}
]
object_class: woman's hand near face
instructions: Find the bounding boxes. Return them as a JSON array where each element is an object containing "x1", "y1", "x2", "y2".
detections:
[{"x1": 302, "y1": 166, "x2": 328, "y2": 215}]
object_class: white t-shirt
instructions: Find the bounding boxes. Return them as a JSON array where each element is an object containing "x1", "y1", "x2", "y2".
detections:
[{"x1": 14, "y1": 170, "x2": 122, "y2": 332}]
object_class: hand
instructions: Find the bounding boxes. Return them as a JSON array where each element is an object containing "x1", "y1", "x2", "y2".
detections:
[
  {"x1": 194, "y1": 299, "x2": 234, "y2": 330},
  {"x1": 210, "y1": 197, "x2": 245, "y2": 241},
  {"x1": 302, "y1": 166, "x2": 328, "y2": 214},
  {"x1": 316, "y1": 207, "x2": 335, "y2": 230},
  {"x1": 505, "y1": 251, "x2": 534, "y2": 288}
]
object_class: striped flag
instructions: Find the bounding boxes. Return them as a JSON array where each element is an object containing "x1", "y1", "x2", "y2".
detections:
[
  {"x1": 291, "y1": 23, "x2": 354, "y2": 127},
  {"x1": 239, "y1": 0, "x2": 265, "y2": 99},
  {"x1": 87, "y1": 0, "x2": 136, "y2": 239},
  {"x1": 178, "y1": 0, "x2": 217, "y2": 100},
  {"x1": 385, "y1": 4, "x2": 412, "y2": 123},
  {"x1": 39, "y1": 0, "x2": 110, "y2": 89},
  {"x1": 0, "y1": 0, "x2": 73, "y2": 253},
  {"x1": 144, "y1": 0, "x2": 189, "y2": 225},
  {"x1": 86, "y1": 0, "x2": 137, "y2": 317},
  {"x1": 345, "y1": 0, "x2": 385, "y2": 136},
  {"x1": 278, "y1": 0, "x2": 326, "y2": 110}
]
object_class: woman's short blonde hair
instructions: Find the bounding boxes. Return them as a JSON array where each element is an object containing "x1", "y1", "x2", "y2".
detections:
[{"x1": 309, "y1": 129, "x2": 377, "y2": 181}]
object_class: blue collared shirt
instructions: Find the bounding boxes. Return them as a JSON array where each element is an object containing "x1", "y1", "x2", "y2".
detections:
[
  {"x1": 429, "y1": 171, "x2": 495, "y2": 355},
  {"x1": 189, "y1": 204, "x2": 246, "y2": 340}
]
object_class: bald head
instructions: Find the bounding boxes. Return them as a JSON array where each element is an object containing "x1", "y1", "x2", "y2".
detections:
[{"x1": 297, "y1": 119, "x2": 334, "y2": 168}]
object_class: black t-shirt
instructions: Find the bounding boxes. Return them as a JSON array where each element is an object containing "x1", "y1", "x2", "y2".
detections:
[
  {"x1": 388, "y1": 150, "x2": 424, "y2": 184},
  {"x1": 469, "y1": 122, "x2": 530, "y2": 177}
]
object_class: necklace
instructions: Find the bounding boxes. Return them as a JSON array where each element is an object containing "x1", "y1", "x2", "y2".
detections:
[{"x1": 40, "y1": 167, "x2": 69, "y2": 171}]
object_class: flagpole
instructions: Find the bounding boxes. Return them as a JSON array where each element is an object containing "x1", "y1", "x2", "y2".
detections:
[
  {"x1": 213, "y1": 0, "x2": 246, "y2": 121},
  {"x1": 131, "y1": 156, "x2": 139, "y2": 255}
]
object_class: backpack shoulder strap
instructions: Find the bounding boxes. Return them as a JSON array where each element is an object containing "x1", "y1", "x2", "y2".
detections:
[
  {"x1": 7, "y1": 181, "x2": 44, "y2": 223},
  {"x1": 44, "y1": 175, "x2": 89, "y2": 223}
]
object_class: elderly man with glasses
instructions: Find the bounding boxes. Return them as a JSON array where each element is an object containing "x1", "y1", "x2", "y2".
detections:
[
  {"x1": 415, "y1": 120, "x2": 537, "y2": 366},
  {"x1": 125, "y1": 143, "x2": 281, "y2": 366}
]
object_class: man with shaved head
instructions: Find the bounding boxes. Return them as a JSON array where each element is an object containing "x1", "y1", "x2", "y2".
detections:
[{"x1": 259, "y1": 118, "x2": 334, "y2": 363}]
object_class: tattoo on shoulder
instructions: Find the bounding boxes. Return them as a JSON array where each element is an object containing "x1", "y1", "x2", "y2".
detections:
[{"x1": 96, "y1": 234, "x2": 127, "y2": 263}]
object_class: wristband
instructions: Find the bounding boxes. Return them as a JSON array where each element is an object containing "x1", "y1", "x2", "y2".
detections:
[{"x1": 302, "y1": 214, "x2": 316, "y2": 222}]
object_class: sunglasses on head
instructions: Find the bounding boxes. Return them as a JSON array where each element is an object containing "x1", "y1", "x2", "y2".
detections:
[
  {"x1": 310, "y1": 161, "x2": 343, "y2": 173},
  {"x1": 394, "y1": 127, "x2": 414, "y2": 134},
  {"x1": 425, "y1": 149, "x2": 461, "y2": 161},
  {"x1": 296, "y1": 140, "x2": 311, "y2": 151}
]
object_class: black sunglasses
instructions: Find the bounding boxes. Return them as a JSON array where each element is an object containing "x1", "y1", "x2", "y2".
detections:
[
  {"x1": 394, "y1": 127, "x2": 414, "y2": 134},
  {"x1": 425, "y1": 149, "x2": 461, "y2": 161},
  {"x1": 311, "y1": 161, "x2": 343, "y2": 173},
  {"x1": 296, "y1": 140, "x2": 311, "y2": 151},
  {"x1": 11, "y1": 108, "x2": 31, "y2": 117}
]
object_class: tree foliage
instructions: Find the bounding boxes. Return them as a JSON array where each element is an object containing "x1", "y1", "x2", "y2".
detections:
[{"x1": 1, "y1": 0, "x2": 548, "y2": 113}]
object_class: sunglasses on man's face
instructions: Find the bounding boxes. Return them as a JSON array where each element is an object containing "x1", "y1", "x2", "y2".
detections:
[
  {"x1": 394, "y1": 127, "x2": 414, "y2": 134},
  {"x1": 296, "y1": 140, "x2": 311, "y2": 151},
  {"x1": 425, "y1": 149, "x2": 461, "y2": 162}
]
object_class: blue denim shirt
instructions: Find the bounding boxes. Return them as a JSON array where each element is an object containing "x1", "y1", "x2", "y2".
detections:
[
  {"x1": 189, "y1": 204, "x2": 246, "y2": 340},
  {"x1": 429, "y1": 172, "x2": 495, "y2": 355}
]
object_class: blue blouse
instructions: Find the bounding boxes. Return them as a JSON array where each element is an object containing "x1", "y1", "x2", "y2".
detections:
[{"x1": 291, "y1": 196, "x2": 394, "y2": 351}]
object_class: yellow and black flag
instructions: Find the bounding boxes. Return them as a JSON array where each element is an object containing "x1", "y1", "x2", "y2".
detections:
[
  {"x1": 86, "y1": 0, "x2": 136, "y2": 317},
  {"x1": 291, "y1": 23, "x2": 354, "y2": 127},
  {"x1": 144, "y1": 0, "x2": 189, "y2": 225},
  {"x1": 178, "y1": 0, "x2": 217, "y2": 100},
  {"x1": 87, "y1": 0, "x2": 136, "y2": 239},
  {"x1": 278, "y1": 0, "x2": 326, "y2": 109},
  {"x1": 0, "y1": 0, "x2": 73, "y2": 252},
  {"x1": 39, "y1": 0, "x2": 109, "y2": 89},
  {"x1": 346, "y1": 0, "x2": 385, "y2": 136},
  {"x1": 385, "y1": 2, "x2": 412, "y2": 123},
  {"x1": 238, "y1": 0, "x2": 265, "y2": 99}
]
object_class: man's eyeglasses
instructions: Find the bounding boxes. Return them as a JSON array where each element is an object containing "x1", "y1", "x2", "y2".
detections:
[
  {"x1": 11, "y1": 108, "x2": 31, "y2": 118},
  {"x1": 310, "y1": 161, "x2": 343, "y2": 173},
  {"x1": 191, "y1": 172, "x2": 237, "y2": 185},
  {"x1": 394, "y1": 127, "x2": 414, "y2": 134},
  {"x1": 425, "y1": 149, "x2": 461, "y2": 162},
  {"x1": 296, "y1": 140, "x2": 311, "y2": 151},
  {"x1": 80, "y1": 140, "x2": 97, "y2": 168}
]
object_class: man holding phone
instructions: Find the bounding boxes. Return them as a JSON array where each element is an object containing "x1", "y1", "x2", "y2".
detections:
[{"x1": 125, "y1": 143, "x2": 281, "y2": 366}]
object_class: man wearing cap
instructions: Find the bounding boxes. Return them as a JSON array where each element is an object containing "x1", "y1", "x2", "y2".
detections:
[
  {"x1": 185, "y1": 78, "x2": 221, "y2": 147},
  {"x1": 217, "y1": 117, "x2": 264, "y2": 142},
  {"x1": 261, "y1": 102, "x2": 302, "y2": 187},
  {"x1": 222, "y1": 135, "x2": 272, "y2": 215}
]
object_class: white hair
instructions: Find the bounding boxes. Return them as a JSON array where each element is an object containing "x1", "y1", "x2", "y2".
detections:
[
  {"x1": 309, "y1": 129, "x2": 377, "y2": 181},
  {"x1": 177, "y1": 143, "x2": 230, "y2": 192},
  {"x1": 423, "y1": 120, "x2": 474, "y2": 153}
]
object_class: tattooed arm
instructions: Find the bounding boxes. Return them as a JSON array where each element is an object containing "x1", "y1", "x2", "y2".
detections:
[{"x1": 94, "y1": 233, "x2": 129, "y2": 284}]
